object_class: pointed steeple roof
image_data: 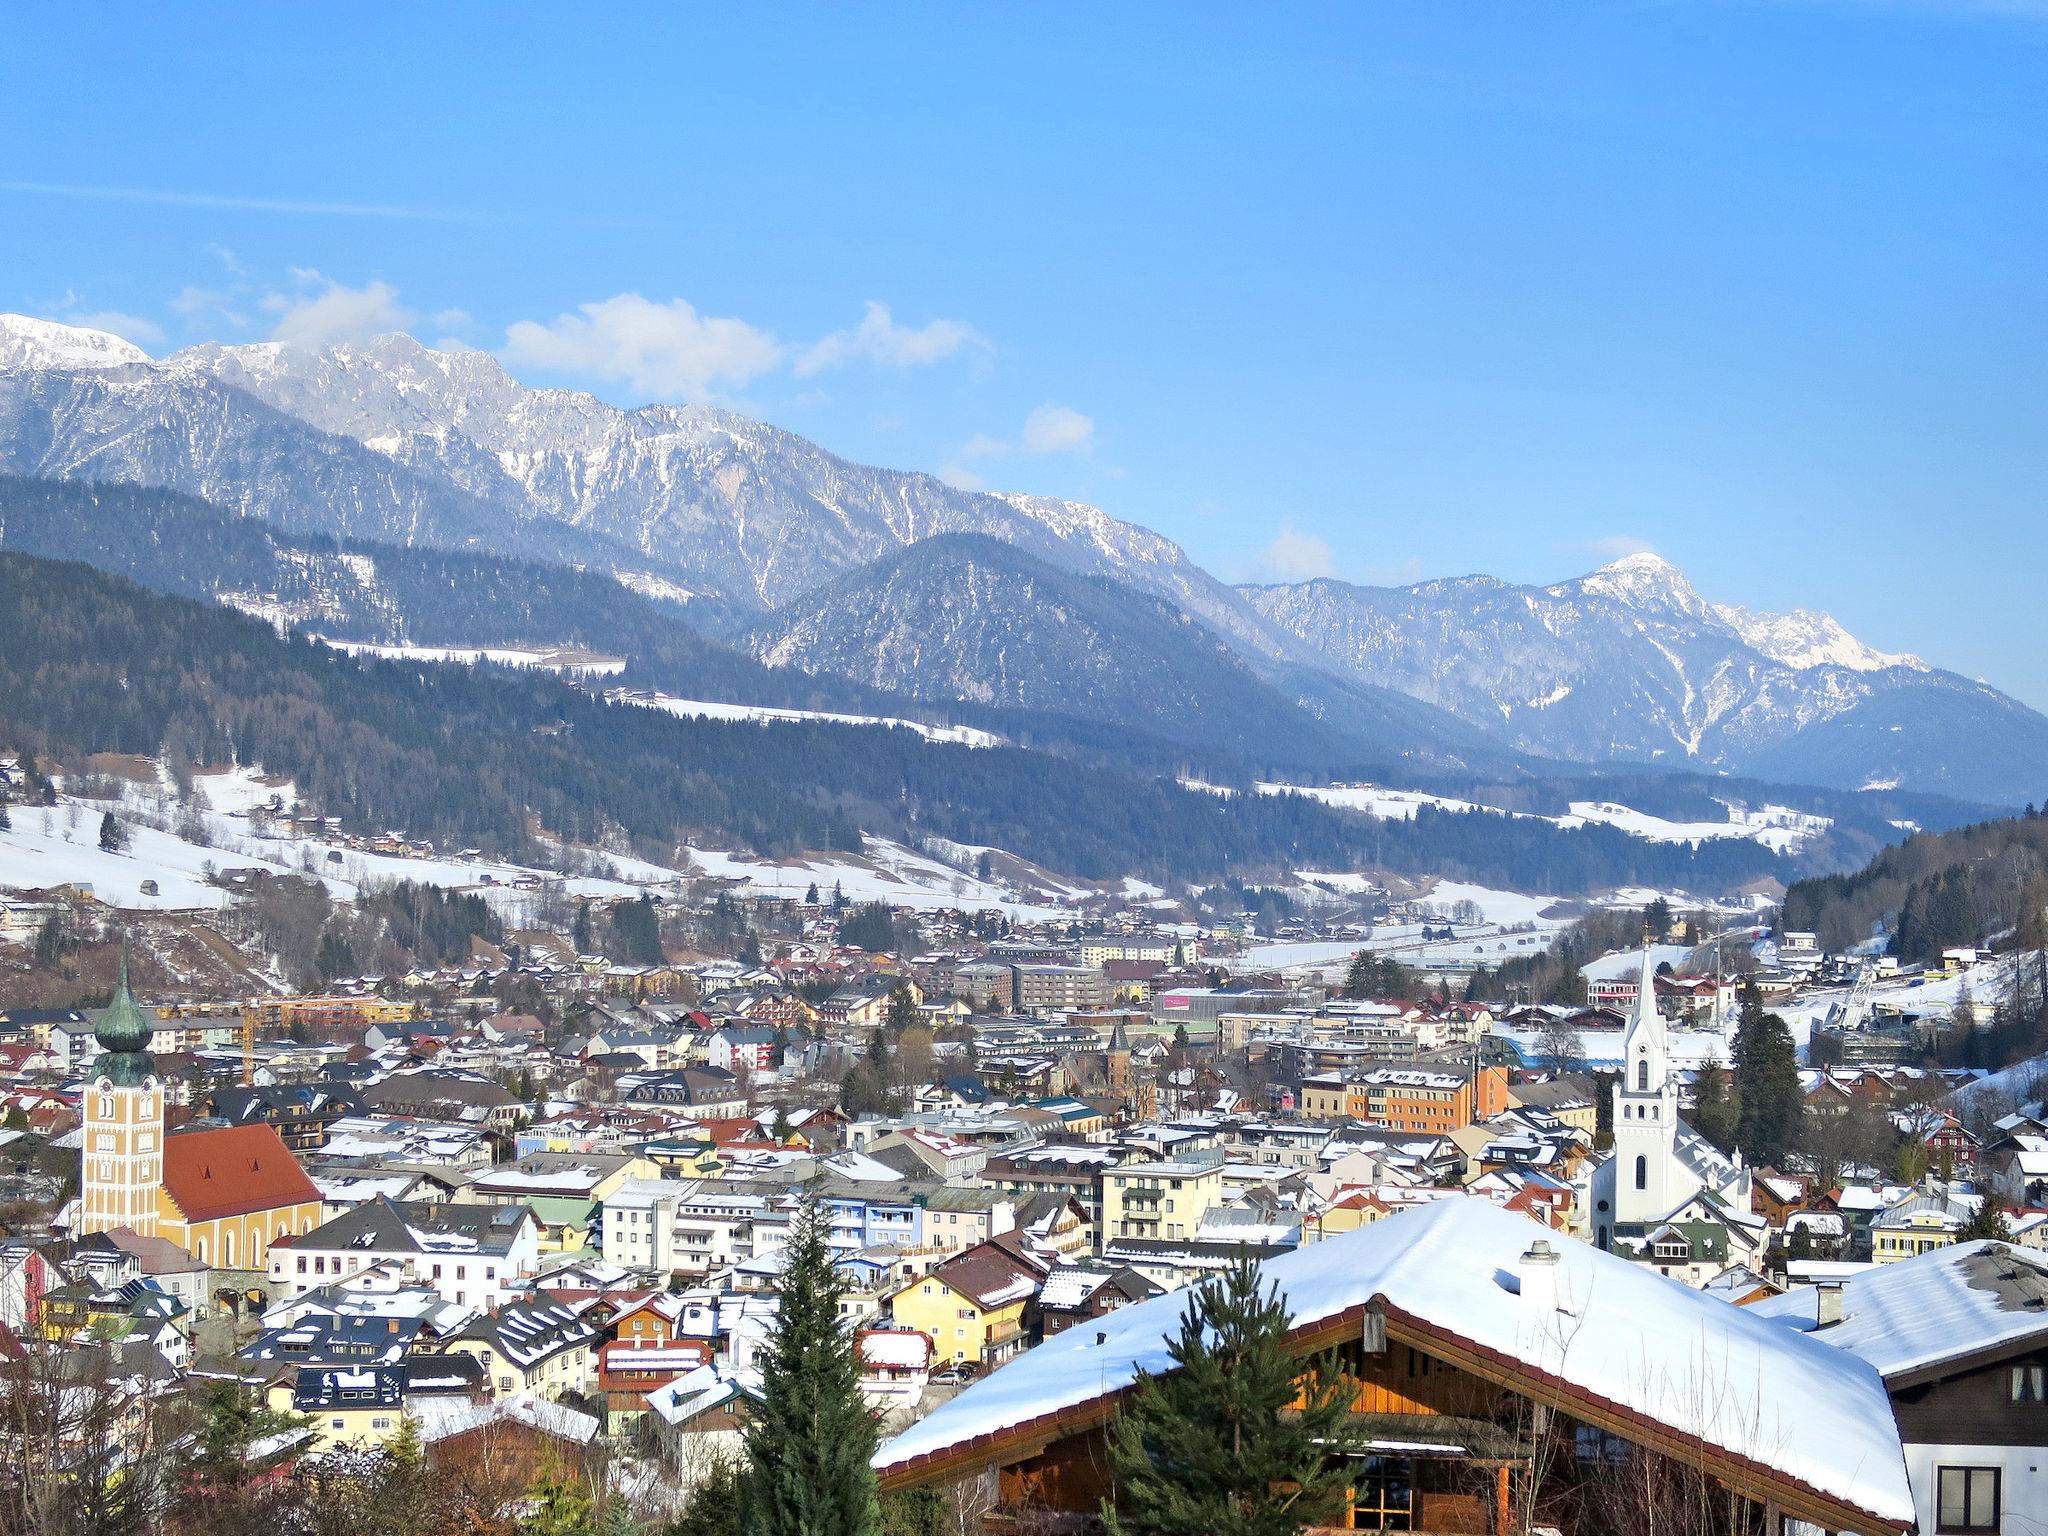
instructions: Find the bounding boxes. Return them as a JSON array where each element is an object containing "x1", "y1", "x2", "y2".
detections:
[{"x1": 92, "y1": 943, "x2": 156, "y2": 1086}]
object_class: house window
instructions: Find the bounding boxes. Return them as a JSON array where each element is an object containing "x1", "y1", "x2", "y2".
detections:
[
  {"x1": 2011, "y1": 1365, "x2": 2046, "y2": 1404},
  {"x1": 1936, "y1": 1466, "x2": 1999, "y2": 1533}
]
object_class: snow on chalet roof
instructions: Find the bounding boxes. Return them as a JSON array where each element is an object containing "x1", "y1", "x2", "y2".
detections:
[
  {"x1": 415, "y1": 1392, "x2": 599, "y2": 1446},
  {"x1": 873, "y1": 1199, "x2": 1914, "y2": 1530},
  {"x1": 1750, "y1": 1239, "x2": 2048, "y2": 1382}
]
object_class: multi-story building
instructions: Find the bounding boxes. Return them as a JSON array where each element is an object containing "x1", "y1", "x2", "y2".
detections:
[
  {"x1": 273, "y1": 1199, "x2": 540, "y2": 1311},
  {"x1": 1099, "y1": 1153, "x2": 1227, "y2": 1244},
  {"x1": 1298, "y1": 1063, "x2": 1510, "y2": 1132},
  {"x1": 1011, "y1": 965, "x2": 1112, "y2": 1017}
]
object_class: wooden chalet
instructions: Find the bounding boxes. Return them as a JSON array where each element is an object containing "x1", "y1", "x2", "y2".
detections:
[{"x1": 874, "y1": 1200, "x2": 1915, "y2": 1535}]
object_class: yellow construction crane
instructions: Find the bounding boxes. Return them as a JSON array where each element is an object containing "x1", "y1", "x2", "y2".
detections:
[{"x1": 241, "y1": 1005, "x2": 257, "y2": 1086}]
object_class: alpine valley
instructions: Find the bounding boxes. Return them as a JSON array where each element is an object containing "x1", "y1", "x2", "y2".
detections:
[{"x1": 1, "y1": 311, "x2": 2042, "y2": 899}]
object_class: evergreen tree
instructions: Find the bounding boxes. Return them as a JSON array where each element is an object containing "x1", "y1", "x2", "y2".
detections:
[
  {"x1": 1960, "y1": 1195, "x2": 2013, "y2": 1242},
  {"x1": 97, "y1": 810, "x2": 124, "y2": 852},
  {"x1": 805, "y1": 881, "x2": 820, "y2": 905},
  {"x1": 316, "y1": 928, "x2": 358, "y2": 981},
  {"x1": 521, "y1": 1458, "x2": 597, "y2": 1536},
  {"x1": 668, "y1": 1456, "x2": 744, "y2": 1536},
  {"x1": 0, "y1": 798, "x2": 10, "y2": 831},
  {"x1": 741, "y1": 931, "x2": 764, "y2": 968},
  {"x1": 885, "y1": 984, "x2": 921, "y2": 1036},
  {"x1": 1687, "y1": 1056, "x2": 1736, "y2": 1155},
  {"x1": 1104, "y1": 1250, "x2": 1355, "y2": 1536},
  {"x1": 1644, "y1": 896, "x2": 1673, "y2": 942},
  {"x1": 610, "y1": 894, "x2": 664, "y2": 965},
  {"x1": 1343, "y1": 949, "x2": 1372, "y2": 999},
  {"x1": 1733, "y1": 1006, "x2": 1802, "y2": 1168},
  {"x1": 740, "y1": 1197, "x2": 880, "y2": 1536},
  {"x1": 572, "y1": 902, "x2": 594, "y2": 954},
  {"x1": 1691, "y1": 1057, "x2": 1738, "y2": 1152}
]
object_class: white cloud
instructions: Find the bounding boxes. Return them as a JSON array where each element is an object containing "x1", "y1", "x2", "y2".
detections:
[
  {"x1": 1252, "y1": 521, "x2": 1339, "y2": 583},
  {"x1": 936, "y1": 463, "x2": 987, "y2": 492},
  {"x1": 795, "y1": 301, "x2": 985, "y2": 376},
  {"x1": 170, "y1": 284, "x2": 248, "y2": 328},
  {"x1": 500, "y1": 293, "x2": 785, "y2": 399},
  {"x1": 956, "y1": 404, "x2": 1097, "y2": 467},
  {"x1": 958, "y1": 432, "x2": 1011, "y2": 460},
  {"x1": 1021, "y1": 403, "x2": 1095, "y2": 455},
  {"x1": 66, "y1": 309, "x2": 165, "y2": 345},
  {"x1": 264, "y1": 274, "x2": 412, "y2": 348}
]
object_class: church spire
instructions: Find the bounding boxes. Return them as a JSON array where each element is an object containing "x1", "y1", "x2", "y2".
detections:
[{"x1": 93, "y1": 940, "x2": 155, "y2": 1086}]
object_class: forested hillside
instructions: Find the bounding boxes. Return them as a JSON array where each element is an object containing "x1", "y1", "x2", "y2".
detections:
[
  {"x1": 1780, "y1": 809, "x2": 2048, "y2": 958},
  {"x1": 0, "y1": 551, "x2": 1816, "y2": 893},
  {"x1": 0, "y1": 477, "x2": 1404, "y2": 784}
]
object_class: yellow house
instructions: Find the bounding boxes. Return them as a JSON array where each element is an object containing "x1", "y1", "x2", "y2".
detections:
[
  {"x1": 1872, "y1": 1197, "x2": 1965, "y2": 1263},
  {"x1": 443, "y1": 1299, "x2": 601, "y2": 1400},
  {"x1": 889, "y1": 1244, "x2": 1042, "y2": 1367},
  {"x1": 271, "y1": 1366, "x2": 408, "y2": 1453},
  {"x1": 1099, "y1": 1155, "x2": 1226, "y2": 1244}
]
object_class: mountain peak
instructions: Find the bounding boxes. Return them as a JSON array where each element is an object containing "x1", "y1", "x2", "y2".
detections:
[
  {"x1": 1559, "y1": 547, "x2": 1710, "y2": 619},
  {"x1": 0, "y1": 313, "x2": 152, "y2": 371}
]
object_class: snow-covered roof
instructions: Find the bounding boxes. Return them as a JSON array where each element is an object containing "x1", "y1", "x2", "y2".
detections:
[
  {"x1": 874, "y1": 1199, "x2": 1913, "y2": 1531},
  {"x1": 414, "y1": 1392, "x2": 599, "y2": 1446},
  {"x1": 1751, "y1": 1239, "x2": 2048, "y2": 1382}
]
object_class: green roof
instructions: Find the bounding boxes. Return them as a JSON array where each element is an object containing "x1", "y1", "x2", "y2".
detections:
[{"x1": 93, "y1": 947, "x2": 155, "y2": 1086}]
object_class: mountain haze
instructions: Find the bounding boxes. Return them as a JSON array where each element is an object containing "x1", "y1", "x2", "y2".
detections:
[
  {"x1": 2, "y1": 314, "x2": 2042, "y2": 805},
  {"x1": 1240, "y1": 553, "x2": 2048, "y2": 806},
  {"x1": 745, "y1": 533, "x2": 1511, "y2": 774}
]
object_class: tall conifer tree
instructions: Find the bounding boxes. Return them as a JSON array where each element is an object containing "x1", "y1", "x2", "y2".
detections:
[
  {"x1": 1104, "y1": 1251, "x2": 1355, "y2": 1536},
  {"x1": 741, "y1": 1196, "x2": 879, "y2": 1536}
]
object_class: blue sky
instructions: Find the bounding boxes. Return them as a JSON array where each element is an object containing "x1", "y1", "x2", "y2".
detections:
[{"x1": 4, "y1": 3, "x2": 2044, "y2": 704}]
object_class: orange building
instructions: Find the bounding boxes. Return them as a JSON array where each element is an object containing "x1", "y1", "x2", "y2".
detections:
[{"x1": 1299, "y1": 1063, "x2": 1510, "y2": 1131}]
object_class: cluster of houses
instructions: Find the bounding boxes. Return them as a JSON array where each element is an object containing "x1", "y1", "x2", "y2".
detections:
[{"x1": 0, "y1": 885, "x2": 2043, "y2": 1533}]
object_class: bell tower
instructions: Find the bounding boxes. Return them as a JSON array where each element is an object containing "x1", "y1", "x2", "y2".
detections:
[
  {"x1": 77, "y1": 948, "x2": 164, "y2": 1238},
  {"x1": 1610, "y1": 942, "x2": 1677, "y2": 1228}
]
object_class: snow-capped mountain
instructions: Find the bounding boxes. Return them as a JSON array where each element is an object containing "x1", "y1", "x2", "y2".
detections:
[
  {"x1": 2, "y1": 314, "x2": 2042, "y2": 805},
  {"x1": 0, "y1": 315, "x2": 151, "y2": 372},
  {"x1": 1239, "y1": 552, "x2": 2048, "y2": 805},
  {"x1": 745, "y1": 532, "x2": 1511, "y2": 773},
  {"x1": 0, "y1": 316, "x2": 1298, "y2": 658}
]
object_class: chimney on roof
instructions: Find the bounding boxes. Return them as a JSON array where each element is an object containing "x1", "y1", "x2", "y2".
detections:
[
  {"x1": 1519, "y1": 1238, "x2": 1562, "y2": 1313},
  {"x1": 1815, "y1": 1281, "x2": 1845, "y2": 1329}
]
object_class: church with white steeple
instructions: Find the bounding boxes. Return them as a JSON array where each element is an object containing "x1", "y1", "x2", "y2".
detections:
[{"x1": 1589, "y1": 945, "x2": 1757, "y2": 1276}]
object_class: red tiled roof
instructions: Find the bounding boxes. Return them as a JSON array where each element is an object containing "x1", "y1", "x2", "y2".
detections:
[{"x1": 161, "y1": 1123, "x2": 319, "y2": 1224}]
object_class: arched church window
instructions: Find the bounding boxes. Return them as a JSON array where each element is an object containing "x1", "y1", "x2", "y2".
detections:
[
  {"x1": 1635, "y1": 1059, "x2": 1648, "y2": 1092},
  {"x1": 1634, "y1": 1156, "x2": 1648, "y2": 1190}
]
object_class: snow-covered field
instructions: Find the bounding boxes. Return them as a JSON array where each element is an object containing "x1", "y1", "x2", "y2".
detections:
[
  {"x1": 1, "y1": 766, "x2": 665, "y2": 913},
  {"x1": 0, "y1": 803, "x2": 300, "y2": 909},
  {"x1": 1562, "y1": 800, "x2": 1831, "y2": 853},
  {"x1": 1258, "y1": 782, "x2": 1490, "y2": 819},
  {"x1": 1496, "y1": 1018, "x2": 1738, "y2": 1073},
  {"x1": 315, "y1": 638, "x2": 627, "y2": 676},
  {"x1": 1255, "y1": 781, "x2": 1831, "y2": 854},
  {"x1": 1423, "y1": 881, "x2": 1564, "y2": 929},
  {"x1": 682, "y1": 837, "x2": 1069, "y2": 921},
  {"x1": 609, "y1": 691, "x2": 1000, "y2": 747}
]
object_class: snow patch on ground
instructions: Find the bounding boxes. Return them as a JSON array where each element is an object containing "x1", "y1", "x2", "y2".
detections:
[
  {"x1": 610, "y1": 691, "x2": 999, "y2": 747},
  {"x1": 315, "y1": 638, "x2": 627, "y2": 675},
  {"x1": 682, "y1": 837, "x2": 1067, "y2": 921}
]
